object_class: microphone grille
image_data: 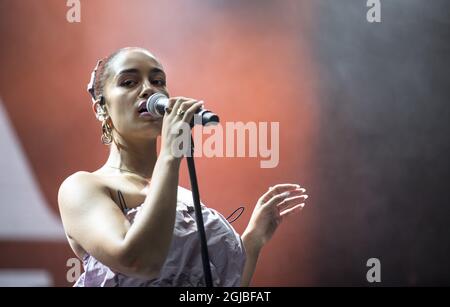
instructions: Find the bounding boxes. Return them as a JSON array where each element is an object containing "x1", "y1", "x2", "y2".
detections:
[{"x1": 147, "y1": 93, "x2": 168, "y2": 117}]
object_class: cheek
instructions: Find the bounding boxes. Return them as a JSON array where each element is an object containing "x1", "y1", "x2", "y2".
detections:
[
  {"x1": 109, "y1": 104, "x2": 134, "y2": 126},
  {"x1": 109, "y1": 94, "x2": 130, "y2": 106},
  {"x1": 107, "y1": 82, "x2": 138, "y2": 101},
  {"x1": 106, "y1": 93, "x2": 135, "y2": 118}
]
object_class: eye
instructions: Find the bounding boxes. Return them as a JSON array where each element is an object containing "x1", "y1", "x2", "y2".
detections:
[
  {"x1": 121, "y1": 79, "x2": 137, "y2": 87},
  {"x1": 151, "y1": 79, "x2": 166, "y2": 87}
]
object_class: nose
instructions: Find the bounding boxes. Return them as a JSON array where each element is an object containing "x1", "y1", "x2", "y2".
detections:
[{"x1": 139, "y1": 79, "x2": 154, "y2": 99}]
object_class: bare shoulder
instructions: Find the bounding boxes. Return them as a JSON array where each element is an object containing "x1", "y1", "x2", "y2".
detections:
[
  {"x1": 58, "y1": 171, "x2": 103, "y2": 195},
  {"x1": 58, "y1": 171, "x2": 108, "y2": 212}
]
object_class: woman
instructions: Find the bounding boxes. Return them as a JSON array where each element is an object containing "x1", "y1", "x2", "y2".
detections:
[{"x1": 58, "y1": 47, "x2": 308, "y2": 286}]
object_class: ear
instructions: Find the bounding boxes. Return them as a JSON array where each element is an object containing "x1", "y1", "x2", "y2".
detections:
[
  {"x1": 91, "y1": 101, "x2": 99, "y2": 117},
  {"x1": 92, "y1": 97, "x2": 108, "y2": 121}
]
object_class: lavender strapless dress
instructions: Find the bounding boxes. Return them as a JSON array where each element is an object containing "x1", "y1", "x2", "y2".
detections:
[{"x1": 74, "y1": 186, "x2": 246, "y2": 287}]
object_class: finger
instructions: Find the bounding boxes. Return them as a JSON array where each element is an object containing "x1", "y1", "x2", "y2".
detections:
[
  {"x1": 165, "y1": 97, "x2": 184, "y2": 115},
  {"x1": 260, "y1": 184, "x2": 304, "y2": 204},
  {"x1": 165, "y1": 97, "x2": 180, "y2": 109},
  {"x1": 280, "y1": 188, "x2": 307, "y2": 198},
  {"x1": 280, "y1": 203, "x2": 304, "y2": 218},
  {"x1": 264, "y1": 189, "x2": 307, "y2": 208},
  {"x1": 260, "y1": 184, "x2": 300, "y2": 203},
  {"x1": 173, "y1": 99, "x2": 198, "y2": 117},
  {"x1": 183, "y1": 101, "x2": 204, "y2": 122},
  {"x1": 263, "y1": 190, "x2": 294, "y2": 208},
  {"x1": 296, "y1": 188, "x2": 306, "y2": 194},
  {"x1": 270, "y1": 183, "x2": 302, "y2": 193},
  {"x1": 277, "y1": 195, "x2": 308, "y2": 210},
  {"x1": 179, "y1": 99, "x2": 199, "y2": 111},
  {"x1": 170, "y1": 97, "x2": 192, "y2": 114}
]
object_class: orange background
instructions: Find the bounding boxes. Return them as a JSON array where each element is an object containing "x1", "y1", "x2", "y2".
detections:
[{"x1": 0, "y1": 0, "x2": 318, "y2": 286}]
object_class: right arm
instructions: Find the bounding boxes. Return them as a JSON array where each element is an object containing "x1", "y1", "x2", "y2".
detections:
[
  {"x1": 58, "y1": 153, "x2": 180, "y2": 280},
  {"x1": 58, "y1": 97, "x2": 204, "y2": 279}
]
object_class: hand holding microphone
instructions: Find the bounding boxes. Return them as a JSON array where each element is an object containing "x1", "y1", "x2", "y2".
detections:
[
  {"x1": 146, "y1": 93, "x2": 219, "y2": 126},
  {"x1": 156, "y1": 95, "x2": 214, "y2": 161}
]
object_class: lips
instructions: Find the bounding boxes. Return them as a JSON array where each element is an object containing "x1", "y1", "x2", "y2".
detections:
[
  {"x1": 137, "y1": 100, "x2": 147, "y2": 114},
  {"x1": 136, "y1": 99, "x2": 161, "y2": 122},
  {"x1": 137, "y1": 100, "x2": 160, "y2": 121}
]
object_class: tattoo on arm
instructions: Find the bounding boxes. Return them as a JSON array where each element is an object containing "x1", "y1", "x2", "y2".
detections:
[{"x1": 117, "y1": 190, "x2": 128, "y2": 212}]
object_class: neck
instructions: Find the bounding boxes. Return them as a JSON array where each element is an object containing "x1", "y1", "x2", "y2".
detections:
[{"x1": 104, "y1": 136, "x2": 158, "y2": 179}]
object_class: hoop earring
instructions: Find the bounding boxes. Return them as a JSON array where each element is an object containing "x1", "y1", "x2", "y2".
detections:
[
  {"x1": 101, "y1": 120, "x2": 113, "y2": 145},
  {"x1": 95, "y1": 97, "x2": 108, "y2": 121}
]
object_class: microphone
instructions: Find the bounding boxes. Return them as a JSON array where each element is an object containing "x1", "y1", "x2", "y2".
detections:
[{"x1": 146, "y1": 93, "x2": 220, "y2": 126}]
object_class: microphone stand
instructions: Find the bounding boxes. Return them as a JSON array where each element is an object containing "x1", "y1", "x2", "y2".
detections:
[{"x1": 186, "y1": 133, "x2": 213, "y2": 287}]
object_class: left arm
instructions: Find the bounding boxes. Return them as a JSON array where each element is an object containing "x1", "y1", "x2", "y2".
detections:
[
  {"x1": 240, "y1": 231, "x2": 262, "y2": 287},
  {"x1": 240, "y1": 183, "x2": 308, "y2": 287}
]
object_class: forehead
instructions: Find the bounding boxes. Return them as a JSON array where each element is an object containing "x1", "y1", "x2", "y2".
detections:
[{"x1": 109, "y1": 49, "x2": 164, "y2": 76}]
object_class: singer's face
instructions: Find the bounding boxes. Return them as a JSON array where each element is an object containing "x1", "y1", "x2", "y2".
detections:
[{"x1": 103, "y1": 49, "x2": 169, "y2": 141}]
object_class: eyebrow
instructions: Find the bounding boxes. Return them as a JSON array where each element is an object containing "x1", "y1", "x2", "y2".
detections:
[{"x1": 117, "y1": 67, "x2": 165, "y2": 77}]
